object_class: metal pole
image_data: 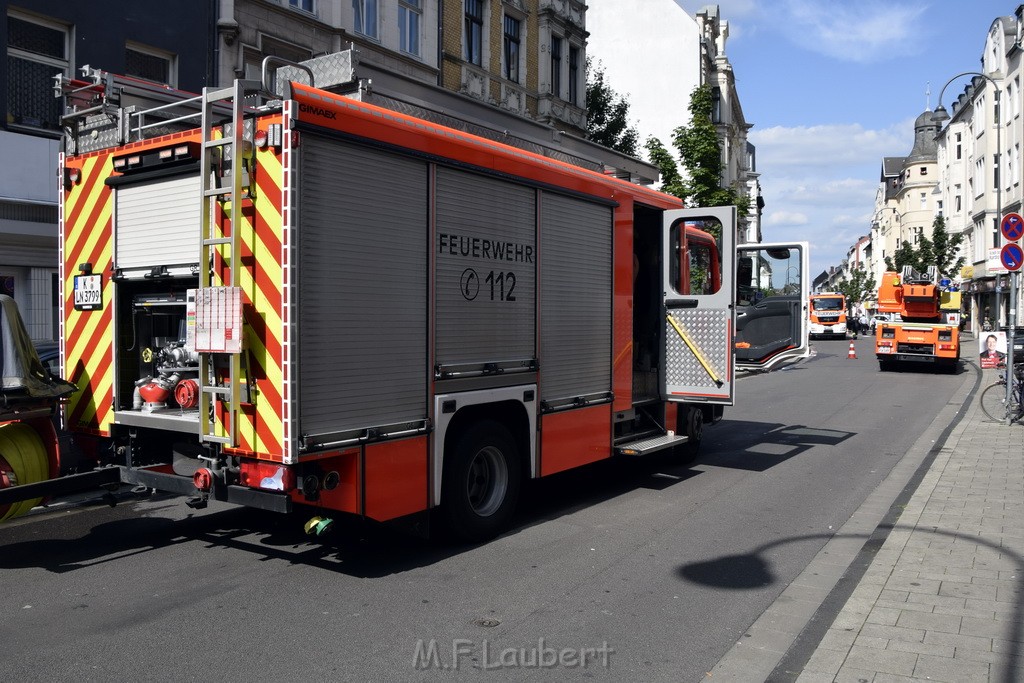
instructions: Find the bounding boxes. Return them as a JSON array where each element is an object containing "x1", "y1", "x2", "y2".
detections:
[{"x1": 993, "y1": 85, "x2": 1015, "y2": 423}]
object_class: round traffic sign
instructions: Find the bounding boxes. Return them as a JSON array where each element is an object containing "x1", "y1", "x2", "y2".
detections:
[
  {"x1": 1001, "y1": 242, "x2": 1024, "y2": 271},
  {"x1": 1001, "y1": 212, "x2": 1024, "y2": 241}
]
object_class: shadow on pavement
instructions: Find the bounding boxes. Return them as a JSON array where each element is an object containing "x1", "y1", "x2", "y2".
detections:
[
  {"x1": 677, "y1": 527, "x2": 1023, "y2": 683},
  {"x1": 0, "y1": 423, "x2": 848, "y2": 578}
]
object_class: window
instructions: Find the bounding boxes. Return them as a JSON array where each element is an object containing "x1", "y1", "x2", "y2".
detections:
[
  {"x1": 464, "y1": 0, "x2": 483, "y2": 66},
  {"x1": 550, "y1": 35, "x2": 562, "y2": 97},
  {"x1": 956, "y1": 132, "x2": 962, "y2": 160},
  {"x1": 289, "y1": 0, "x2": 314, "y2": 11},
  {"x1": 920, "y1": 166, "x2": 927, "y2": 176},
  {"x1": 568, "y1": 46, "x2": 579, "y2": 105},
  {"x1": 125, "y1": 43, "x2": 175, "y2": 86},
  {"x1": 920, "y1": 192, "x2": 926, "y2": 210},
  {"x1": 975, "y1": 158, "x2": 985, "y2": 195},
  {"x1": 503, "y1": 14, "x2": 520, "y2": 82},
  {"x1": 992, "y1": 217, "x2": 1000, "y2": 249},
  {"x1": 399, "y1": 0, "x2": 421, "y2": 56},
  {"x1": 6, "y1": 12, "x2": 69, "y2": 130},
  {"x1": 353, "y1": 0, "x2": 378, "y2": 39},
  {"x1": 994, "y1": 152, "x2": 1000, "y2": 190},
  {"x1": 711, "y1": 87, "x2": 722, "y2": 123}
]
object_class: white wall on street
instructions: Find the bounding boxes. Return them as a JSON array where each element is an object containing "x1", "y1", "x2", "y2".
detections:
[{"x1": 586, "y1": 1, "x2": 700, "y2": 154}]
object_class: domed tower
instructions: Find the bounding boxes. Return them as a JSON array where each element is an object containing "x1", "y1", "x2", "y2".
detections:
[
  {"x1": 895, "y1": 109, "x2": 941, "y2": 255},
  {"x1": 907, "y1": 109, "x2": 939, "y2": 163}
]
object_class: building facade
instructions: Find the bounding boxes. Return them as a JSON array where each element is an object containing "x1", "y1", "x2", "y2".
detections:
[
  {"x1": 2, "y1": 1, "x2": 210, "y2": 341},
  {"x1": 696, "y1": 6, "x2": 762, "y2": 245},
  {"x1": 933, "y1": 9, "x2": 1022, "y2": 332}
]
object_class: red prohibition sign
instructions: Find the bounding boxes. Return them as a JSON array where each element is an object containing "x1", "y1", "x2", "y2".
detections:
[
  {"x1": 1001, "y1": 242, "x2": 1024, "y2": 272},
  {"x1": 1001, "y1": 212, "x2": 1024, "y2": 241}
]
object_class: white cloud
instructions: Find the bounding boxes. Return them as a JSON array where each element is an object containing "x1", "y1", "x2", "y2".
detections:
[
  {"x1": 779, "y1": 0, "x2": 931, "y2": 63},
  {"x1": 750, "y1": 122, "x2": 910, "y2": 170},
  {"x1": 766, "y1": 211, "x2": 809, "y2": 226}
]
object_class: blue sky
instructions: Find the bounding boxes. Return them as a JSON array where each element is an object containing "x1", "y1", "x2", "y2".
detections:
[{"x1": 667, "y1": 0, "x2": 1015, "y2": 276}]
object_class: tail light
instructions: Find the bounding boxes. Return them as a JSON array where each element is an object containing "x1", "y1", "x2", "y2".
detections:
[{"x1": 239, "y1": 461, "x2": 296, "y2": 491}]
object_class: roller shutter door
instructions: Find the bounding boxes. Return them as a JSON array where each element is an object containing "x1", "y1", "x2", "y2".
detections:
[
  {"x1": 435, "y1": 167, "x2": 536, "y2": 367},
  {"x1": 539, "y1": 194, "x2": 612, "y2": 403},
  {"x1": 114, "y1": 174, "x2": 200, "y2": 270},
  {"x1": 297, "y1": 136, "x2": 428, "y2": 437}
]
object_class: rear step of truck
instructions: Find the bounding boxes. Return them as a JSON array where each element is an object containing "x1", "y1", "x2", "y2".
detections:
[{"x1": 615, "y1": 433, "x2": 688, "y2": 456}]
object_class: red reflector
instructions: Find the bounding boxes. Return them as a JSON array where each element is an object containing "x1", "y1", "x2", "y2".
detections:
[
  {"x1": 193, "y1": 468, "x2": 213, "y2": 491},
  {"x1": 239, "y1": 461, "x2": 295, "y2": 491},
  {"x1": 254, "y1": 129, "x2": 268, "y2": 148}
]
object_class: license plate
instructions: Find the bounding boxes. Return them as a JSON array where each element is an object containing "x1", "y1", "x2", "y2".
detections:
[
  {"x1": 74, "y1": 274, "x2": 103, "y2": 310},
  {"x1": 897, "y1": 354, "x2": 934, "y2": 363}
]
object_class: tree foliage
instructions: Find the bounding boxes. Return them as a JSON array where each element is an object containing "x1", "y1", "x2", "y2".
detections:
[
  {"x1": 883, "y1": 216, "x2": 965, "y2": 277},
  {"x1": 585, "y1": 58, "x2": 639, "y2": 156},
  {"x1": 835, "y1": 265, "x2": 877, "y2": 314},
  {"x1": 644, "y1": 136, "x2": 685, "y2": 198},
  {"x1": 645, "y1": 85, "x2": 749, "y2": 217}
]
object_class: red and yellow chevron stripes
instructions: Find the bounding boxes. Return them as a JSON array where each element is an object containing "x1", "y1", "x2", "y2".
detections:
[
  {"x1": 62, "y1": 152, "x2": 115, "y2": 435},
  {"x1": 211, "y1": 132, "x2": 288, "y2": 461},
  {"x1": 61, "y1": 123, "x2": 289, "y2": 462}
]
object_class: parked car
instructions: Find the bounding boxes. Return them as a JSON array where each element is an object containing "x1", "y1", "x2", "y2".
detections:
[
  {"x1": 34, "y1": 341, "x2": 60, "y2": 378},
  {"x1": 870, "y1": 313, "x2": 902, "y2": 332}
]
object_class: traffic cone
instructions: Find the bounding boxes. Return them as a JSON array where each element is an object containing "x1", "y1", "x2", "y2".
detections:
[{"x1": 848, "y1": 341, "x2": 857, "y2": 359}]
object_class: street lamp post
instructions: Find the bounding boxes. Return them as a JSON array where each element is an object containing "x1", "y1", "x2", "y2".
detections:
[{"x1": 933, "y1": 71, "x2": 1017, "y2": 423}]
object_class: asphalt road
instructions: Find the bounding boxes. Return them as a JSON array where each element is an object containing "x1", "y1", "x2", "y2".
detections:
[{"x1": 0, "y1": 336, "x2": 968, "y2": 682}]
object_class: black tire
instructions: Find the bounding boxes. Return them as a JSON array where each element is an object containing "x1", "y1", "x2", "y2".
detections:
[
  {"x1": 675, "y1": 406, "x2": 703, "y2": 463},
  {"x1": 980, "y1": 382, "x2": 1016, "y2": 422},
  {"x1": 441, "y1": 421, "x2": 521, "y2": 542}
]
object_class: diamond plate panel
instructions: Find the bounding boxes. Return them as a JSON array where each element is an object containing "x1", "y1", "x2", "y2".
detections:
[
  {"x1": 665, "y1": 309, "x2": 729, "y2": 388},
  {"x1": 278, "y1": 51, "x2": 357, "y2": 92}
]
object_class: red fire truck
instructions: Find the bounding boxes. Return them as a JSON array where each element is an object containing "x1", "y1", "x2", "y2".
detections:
[{"x1": 0, "y1": 61, "x2": 809, "y2": 539}]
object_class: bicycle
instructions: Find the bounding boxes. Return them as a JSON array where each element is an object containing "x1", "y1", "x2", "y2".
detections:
[{"x1": 979, "y1": 362, "x2": 1024, "y2": 423}]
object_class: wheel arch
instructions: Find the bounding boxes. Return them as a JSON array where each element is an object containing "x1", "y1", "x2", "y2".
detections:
[{"x1": 432, "y1": 385, "x2": 536, "y2": 507}]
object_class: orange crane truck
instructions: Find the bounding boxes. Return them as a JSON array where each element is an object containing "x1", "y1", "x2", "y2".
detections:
[
  {"x1": 874, "y1": 266, "x2": 960, "y2": 372},
  {"x1": 0, "y1": 58, "x2": 809, "y2": 539}
]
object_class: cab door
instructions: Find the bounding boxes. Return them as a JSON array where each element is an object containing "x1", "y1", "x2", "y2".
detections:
[
  {"x1": 734, "y1": 242, "x2": 811, "y2": 372},
  {"x1": 662, "y1": 207, "x2": 736, "y2": 405}
]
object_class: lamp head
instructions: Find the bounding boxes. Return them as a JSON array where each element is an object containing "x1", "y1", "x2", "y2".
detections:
[{"x1": 932, "y1": 105, "x2": 950, "y2": 124}]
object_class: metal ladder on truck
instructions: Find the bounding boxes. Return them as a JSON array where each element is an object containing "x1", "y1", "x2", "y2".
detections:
[{"x1": 196, "y1": 79, "x2": 260, "y2": 448}]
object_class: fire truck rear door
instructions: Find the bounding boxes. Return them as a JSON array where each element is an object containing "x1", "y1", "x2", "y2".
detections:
[
  {"x1": 734, "y1": 241, "x2": 811, "y2": 372},
  {"x1": 662, "y1": 207, "x2": 736, "y2": 405}
]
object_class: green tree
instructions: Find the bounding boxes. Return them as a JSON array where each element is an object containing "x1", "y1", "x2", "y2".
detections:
[
  {"x1": 644, "y1": 136, "x2": 685, "y2": 198},
  {"x1": 646, "y1": 86, "x2": 750, "y2": 218},
  {"x1": 883, "y1": 216, "x2": 964, "y2": 279},
  {"x1": 835, "y1": 265, "x2": 877, "y2": 317},
  {"x1": 885, "y1": 239, "x2": 921, "y2": 273},
  {"x1": 929, "y1": 215, "x2": 966, "y2": 276},
  {"x1": 585, "y1": 58, "x2": 639, "y2": 156}
]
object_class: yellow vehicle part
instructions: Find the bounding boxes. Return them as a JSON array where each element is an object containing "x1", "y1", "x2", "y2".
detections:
[{"x1": 0, "y1": 421, "x2": 50, "y2": 522}]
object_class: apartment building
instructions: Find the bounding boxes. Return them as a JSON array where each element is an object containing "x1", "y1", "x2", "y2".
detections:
[
  {"x1": 934, "y1": 9, "x2": 1022, "y2": 332},
  {"x1": 1, "y1": 1, "x2": 210, "y2": 341}
]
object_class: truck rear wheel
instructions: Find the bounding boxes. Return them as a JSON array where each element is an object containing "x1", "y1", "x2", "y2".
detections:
[
  {"x1": 0, "y1": 422, "x2": 51, "y2": 522},
  {"x1": 442, "y1": 421, "x2": 521, "y2": 542}
]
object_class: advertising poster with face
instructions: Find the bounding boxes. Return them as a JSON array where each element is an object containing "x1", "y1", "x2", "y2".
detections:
[{"x1": 979, "y1": 331, "x2": 1007, "y2": 369}]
